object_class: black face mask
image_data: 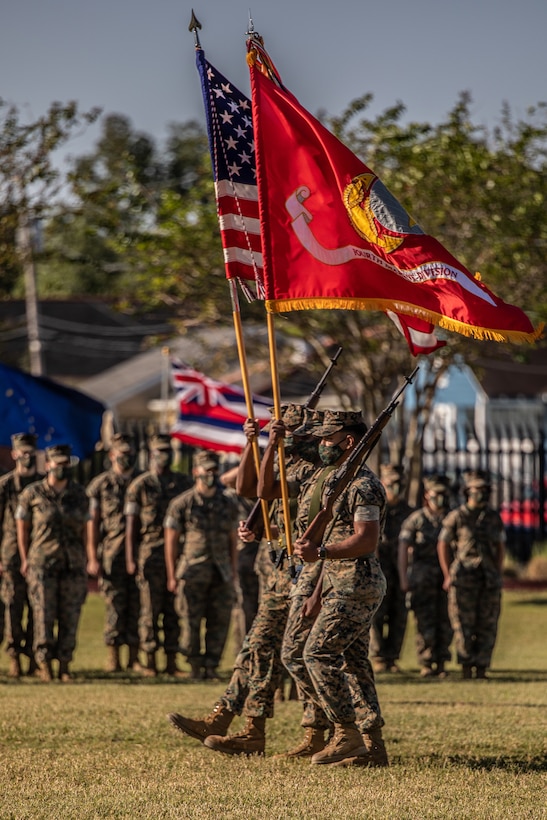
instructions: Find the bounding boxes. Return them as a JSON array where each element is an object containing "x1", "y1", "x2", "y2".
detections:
[
  {"x1": 18, "y1": 453, "x2": 36, "y2": 470},
  {"x1": 291, "y1": 437, "x2": 319, "y2": 463},
  {"x1": 50, "y1": 465, "x2": 71, "y2": 481},
  {"x1": 115, "y1": 454, "x2": 134, "y2": 472}
]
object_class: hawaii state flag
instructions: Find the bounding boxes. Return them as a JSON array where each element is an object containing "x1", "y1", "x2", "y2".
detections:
[
  {"x1": 248, "y1": 44, "x2": 540, "y2": 345},
  {"x1": 170, "y1": 361, "x2": 271, "y2": 453},
  {"x1": 195, "y1": 46, "x2": 443, "y2": 356}
]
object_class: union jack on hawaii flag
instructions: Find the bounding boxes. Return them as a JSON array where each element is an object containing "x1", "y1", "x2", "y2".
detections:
[
  {"x1": 247, "y1": 37, "x2": 541, "y2": 346},
  {"x1": 195, "y1": 44, "x2": 444, "y2": 356},
  {"x1": 170, "y1": 361, "x2": 271, "y2": 453}
]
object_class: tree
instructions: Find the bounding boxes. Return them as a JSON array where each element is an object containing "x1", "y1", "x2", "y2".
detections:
[{"x1": 0, "y1": 98, "x2": 101, "y2": 298}]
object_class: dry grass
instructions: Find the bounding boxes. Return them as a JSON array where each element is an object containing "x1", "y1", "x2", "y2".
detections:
[{"x1": 0, "y1": 590, "x2": 546, "y2": 819}]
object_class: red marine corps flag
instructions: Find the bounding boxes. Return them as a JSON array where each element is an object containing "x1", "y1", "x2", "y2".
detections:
[{"x1": 247, "y1": 38, "x2": 541, "y2": 346}]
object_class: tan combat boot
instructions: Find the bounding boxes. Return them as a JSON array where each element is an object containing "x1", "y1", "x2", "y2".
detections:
[
  {"x1": 189, "y1": 659, "x2": 203, "y2": 680},
  {"x1": 38, "y1": 660, "x2": 53, "y2": 683},
  {"x1": 27, "y1": 655, "x2": 39, "y2": 677},
  {"x1": 203, "y1": 715, "x2": 266, "y2": 756},
  {"x1": 274, "y1": 728, "x2": 326, "y2": 759},
  {"x1": 332, "y1": 727, "x2": 389, "y2": 767},
  {"x1": 139, "y1": 652, "x2": 157, "y2": 677},
  {"x1": 8, "y1": 655, "x2": 22, "y2": 679},
  {"x1": 167, "y1": 702, "x2": 234, "y2": 743},
  {"x1": 105, "y1": 645, "x2": 122, "y2": 673},
  {"x1": 59, "y1": 660, "x2": 73, "y2": 683},
  {"x1": 126, "y1": 646, "x2": 140, "y2": 671},
  {"x1": 310, "y1": 722, "x2": 367, "y2": 765},
  {"x1": 165, "y1": 653, "x2": 185, "y2": 677}
]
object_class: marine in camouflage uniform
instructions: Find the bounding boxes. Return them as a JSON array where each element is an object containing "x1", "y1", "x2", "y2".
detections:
[
  {"x1": 86, "y1": 433, "x2": 140, "y2": 672},
  {"x1": 398, "y1": 475, "x2": 453, "y2": 677},
  {"x1": 125, "y1": 434, "x2": 190, "y2": 676},
  {"x1": 370, "y1": 463, "x2": 414, "y2": 673},
  {"x1": 164, "y1": 450, "x2": 239, "y2": 679},
  {"x1": 293, "y1": 409, "x2": 388, "y2": 766},
  {"x1": 167, "y1": 405, "x2": 322, "y2": 753},
  {"x1": 15, "y1": 444, "x2": 89, "y2": 682},
  {"x1": 437, "y1": 471, "x2": 505, "y2": 679},
  {"x1": 0, "y1": 433, "x2": 42, "y2": 677},
  {"x1": 0, "y1": 433, "x2": 43, "y2": 678}
]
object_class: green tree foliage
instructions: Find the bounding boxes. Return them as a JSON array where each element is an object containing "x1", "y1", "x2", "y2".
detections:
[{"x1": 0, "y1": 98, "x2": 100, "y2": 297}]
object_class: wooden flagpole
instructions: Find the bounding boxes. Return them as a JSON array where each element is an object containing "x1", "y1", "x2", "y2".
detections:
[
  {"x1": 266, "y1": 311, "x2": 294, "y2": 574},
  {"x1": 229, "y1": 280, "x2": 274, "y2": 550}
]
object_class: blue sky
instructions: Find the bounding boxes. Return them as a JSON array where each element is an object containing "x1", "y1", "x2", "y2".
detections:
[{"x1": 2, "y1": 0, "x2": 546, "y2": 164}]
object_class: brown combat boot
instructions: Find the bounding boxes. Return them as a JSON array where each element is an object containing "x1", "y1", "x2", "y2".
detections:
[
  {"x1": 165, "y1": 653, "x2": 185, "y2": 677},
  {"x1": 462, "y1": 664, "x2": 473, "y2": 679},
  {"x1": 38, "y1": 660, "x2": 53, "y2": 683},
  {"x1": 204, "y1": 716, "x2": 266, "y2": 756},
  {"x1": 333, "y1": 727, "x2": 389, "y2": 767},
  {"x1": 126, "y1": 646, "x2": 140, "y2": 671},
  {"x1": 167, "y1": 702, "x2": 234, "y2": 743},
  {"x1": 475, "y1": 666, "x2": 489, "y2": 680},
  {"x1": 105, "y1": 645, "x2": 122, "y2": 673},
  {"x1": 59, "y1": 660, "x2": 73, "y2": 683},
  {"x1": 311, "y1": 722, "x2": 367, "y2": 765},
  {"x1": 8, "y1": 655, "x2": 22, "y2": 679},
  {"x1": 274, "y1": 728, "x2": 326, "y2": 759}
]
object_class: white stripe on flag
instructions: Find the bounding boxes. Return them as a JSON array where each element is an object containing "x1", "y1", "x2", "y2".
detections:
[{"x1": 218, "y1": 213, "x2": 262, "y2": 235}]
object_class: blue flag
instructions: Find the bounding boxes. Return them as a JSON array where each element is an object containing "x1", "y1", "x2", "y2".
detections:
[{"x1": 0, "y1": 362, "x2": 105, "y2": 459}]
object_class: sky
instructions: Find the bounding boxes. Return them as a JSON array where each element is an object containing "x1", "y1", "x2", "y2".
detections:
[{"x1": 2, "y1": 0, "x2": 547, "y2": 166}]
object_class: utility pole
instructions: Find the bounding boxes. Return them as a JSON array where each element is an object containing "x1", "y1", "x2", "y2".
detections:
[{"x1": 17, "y1": 207, "x2": 44, "y2": 376}]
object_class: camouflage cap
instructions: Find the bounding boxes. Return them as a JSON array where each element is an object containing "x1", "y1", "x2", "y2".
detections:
[
  {"x1": 109, "y1": 432, "x2": 135, "y2": 453},
  {"x1": 292, "y1": 408, "x2": 325, "y2": 436},
  {"x1": 11, "y1": 432, "x2": 37, "y2": 449},
  {"x1": 309, "y1": 409, "x2": 366, "y2": 437},
  {"x1": 193, "y1": 450, "x2": 220, "y2": 471},
  {"x1": 464, "y1": 470, "x2": 491, "y2": 490},
  {"x1": 265, "y1": 402, "x2": 305, "y2": 432},
  {"x1": 149, "y1": 433, "x2": 172, "y2": 451},
  {"x1": 424, "y1": 474, "x2": 450, "y2": 493},
  {"x1": 45, "y1": 443, "x2": 72, "y2": 463},
  {"x1": 380, "y1": 463, "x2": 405, "y2": 483}
]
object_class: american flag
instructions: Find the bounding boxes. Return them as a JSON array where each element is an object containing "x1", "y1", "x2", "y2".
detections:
[
  {"x1": 170, "y1": 360, "x2": 271, "y2": 453},
  {"x1": 196, "y1": 47, "x2": 263, "y2": 296}
]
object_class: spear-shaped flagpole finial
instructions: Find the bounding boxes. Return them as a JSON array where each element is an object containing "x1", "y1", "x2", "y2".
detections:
[
  {"x1": 246, "y1": 8, "x2": 255, "y2": 37},
  {"x1": 188, "y1": 9, "x2": 202, "y2": 48}
]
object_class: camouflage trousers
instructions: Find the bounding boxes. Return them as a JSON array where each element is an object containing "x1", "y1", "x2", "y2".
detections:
[
  {"x1": 1, "y1": 568, "x2": 34, "y2": 658},
  {"x1": 137, "y1": 560, "x2": 180, "y2": 655},
  {"x1": 303, "y1": 563, "x2": 386, "y2": 728},
  {"x1": 26, "y1": 565, "x2": 87, "y2": 664},
  {"x1": 237, "y1": 544, "x2": 260, "y2": 635},
  {"x1": 448, "y1": 572, "x2": 501, "y2": 667},
  {"x1": 370, "y1": 558, "x2": 408, "y2": 664},
  {"x1": 282, "y1": 594, "x2": 331, "y2": 730},
  {"x1": 218, "y1": 586, "x2": 290, "y2": 718},
  {"x1": 99, "y1": 562, "x2": 140, "y2": 648},
  {"x1": 410, "y1": 582, "x2": 453, "y2": 667},
  {"x1": 176, "y1": 564, "x2": 234, "y2": 670}
]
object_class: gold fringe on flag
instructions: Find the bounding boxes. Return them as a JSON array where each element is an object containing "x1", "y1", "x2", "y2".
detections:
[{"x1": 265, "y1": 297, "x2": 544, "y2": 344}]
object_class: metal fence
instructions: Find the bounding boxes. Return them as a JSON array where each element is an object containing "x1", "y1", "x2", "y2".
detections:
[{"x1": 421, "y1": 424, "x2": 546, "y2": 563}]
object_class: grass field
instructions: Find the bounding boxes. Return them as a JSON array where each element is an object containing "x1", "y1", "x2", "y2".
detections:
[{"x1": 1, "y1": 590, "x2": 546, "y2": 819}]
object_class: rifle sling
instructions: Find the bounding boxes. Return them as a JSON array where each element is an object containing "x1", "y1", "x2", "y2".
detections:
[{"x1": 307, "y1": 465, "x2": 338, "y2": 526}]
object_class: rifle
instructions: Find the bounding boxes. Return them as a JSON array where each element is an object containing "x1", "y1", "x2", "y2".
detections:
[
  {"x1": 302, "y1": 366, "x2": 419, "y2": 548},
  {"x1": 243, "y1": 346, "x2": 343, "y2": 542}
]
